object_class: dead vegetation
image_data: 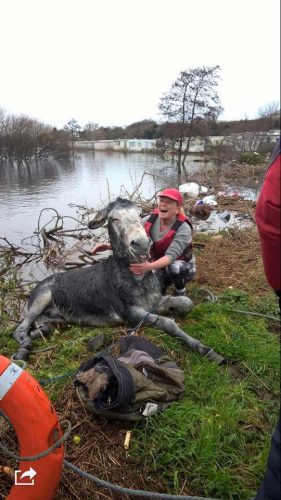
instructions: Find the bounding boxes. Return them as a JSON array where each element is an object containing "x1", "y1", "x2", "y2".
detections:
[
  {"x1": 183, "y1": 160, "x2": 267, "y2": 192},
  {"x1": 56, "y1": 386, "x2": 166, "y2": 500},
  {"x1": 0, "y1": 385, "x2": 166, "y2": 500},
  {"x1": 0, "y1": 222, "x2": 272, "y2": 500},
  {"x1": 1, "y1": 167, "x2": 275, "y2": 500},
  {"x1": 194, "y1": 227, "x2": 268, "y2": 294}
]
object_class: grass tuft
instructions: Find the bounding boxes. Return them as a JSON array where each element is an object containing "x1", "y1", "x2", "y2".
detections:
[{"x1": 0, "y1": 230, "x2": 280, "y2": 499}]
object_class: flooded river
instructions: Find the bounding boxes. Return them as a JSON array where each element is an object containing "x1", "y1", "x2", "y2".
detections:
[
  {"x1": 0, "y1": 152, "x2": 202, "y2": 245},
  {"x1": 0, "y1": 151, "x2": 261, "y2": 246}
]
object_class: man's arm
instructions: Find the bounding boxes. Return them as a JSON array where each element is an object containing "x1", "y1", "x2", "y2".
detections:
[{"x1": 255, "y1": 137, "x2": 281, "y2": 291}]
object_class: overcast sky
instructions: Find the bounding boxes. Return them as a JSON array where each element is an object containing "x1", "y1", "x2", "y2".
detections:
[{"x1": 0, "y1": 0, "x2": 280, "y2": 129}]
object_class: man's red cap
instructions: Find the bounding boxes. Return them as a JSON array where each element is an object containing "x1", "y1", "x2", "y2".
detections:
[{"x1": 158, "y1": 188, "x2": 183, "y2": 205}]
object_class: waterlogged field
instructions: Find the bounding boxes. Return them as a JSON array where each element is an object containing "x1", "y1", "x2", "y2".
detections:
[{"x1": 0, "y1": 228, "x2": 280, "y2": 499}]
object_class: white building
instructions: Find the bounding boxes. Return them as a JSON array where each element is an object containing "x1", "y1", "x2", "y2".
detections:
[
  {"x1": 73, "y1": 139, "x2": 157, "y2": 152},
  {"x1": 118, "y1": 139, "x2": 156, "y2": 151}
]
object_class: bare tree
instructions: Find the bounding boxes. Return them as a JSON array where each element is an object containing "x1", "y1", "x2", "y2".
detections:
[
  {"x1": 0, "y1": 107, "x2": 6, "y2": 159},
  {"x1": 64, "y1": 119, "x2": 81, "y2": 153},
  {"x1": 159, "y1": 66, "x2": 223, "y2": 172},
  {"x1": 83, "y1": 122, "x2": 99, "y2": 140},
  {"x1": 258, "y1": 100, "x2": 280, "y2": 118},
  {"x1": 0, "y1": 111, "x2": 69, "y2": 163}
]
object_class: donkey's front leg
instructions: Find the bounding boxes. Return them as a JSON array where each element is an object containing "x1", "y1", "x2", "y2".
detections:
[
  {"x1": 128, "y1": 307, "x2": 225, "y2": 365},
  {"x1": 13, "y1": 288, "x2": 53, "y2": 361}
]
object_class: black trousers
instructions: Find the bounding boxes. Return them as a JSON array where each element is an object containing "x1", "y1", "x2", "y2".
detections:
[
  {"x1": 255, "y1": 417, "x2": 281, "y2": 500},
  {"x1": 255, "y1": 290, "x2": 281, "y2": 500},
  {"x1": 159, "y1": 259, "x2": 196, "y2": 293}
]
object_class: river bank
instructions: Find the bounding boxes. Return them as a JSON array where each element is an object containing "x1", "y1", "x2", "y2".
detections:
[
  {"x1": 0, "y1": 221, "x2": 280, "y2": 499},
  {"x1": 1, "y1": 155, "x2": 280, "y2": 499},
  {"x1": 0, "y1": 149, "x2": 268, "y2": 247}
]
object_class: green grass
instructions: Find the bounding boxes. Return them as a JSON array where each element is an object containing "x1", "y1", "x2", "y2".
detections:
[
  {"x1": 130, "y1": 298, "x2": 280, "y2": 499},
  {"x1": 0, "y1": 270, "x2": 279, "y2": 499}
]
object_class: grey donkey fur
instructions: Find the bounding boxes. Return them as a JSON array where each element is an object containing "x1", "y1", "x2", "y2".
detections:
[{"x1": 12, "y1": 198, "x2": 224, "y2": 364}]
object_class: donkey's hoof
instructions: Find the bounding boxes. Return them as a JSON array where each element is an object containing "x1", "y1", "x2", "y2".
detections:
[{"x1": 13, "y1": 348, "x2": 30, "y2": 361}]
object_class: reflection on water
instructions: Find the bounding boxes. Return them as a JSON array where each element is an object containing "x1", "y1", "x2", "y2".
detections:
[
  {"x1": 0, "y1": 152, "x2": 260, "y2": 246},
  {"x1": 0, "y1": 152, "x2": 181, "y2": 245}
]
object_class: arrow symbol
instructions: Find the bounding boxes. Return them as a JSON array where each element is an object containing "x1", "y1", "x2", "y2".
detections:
[{"x1": 20, "y1": 467, "x2": 37, "y2": 481}]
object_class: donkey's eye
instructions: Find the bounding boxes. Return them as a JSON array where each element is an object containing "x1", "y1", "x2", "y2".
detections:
[{"x1": 110, "y1": 217, "x2": 120, "y2": 222}]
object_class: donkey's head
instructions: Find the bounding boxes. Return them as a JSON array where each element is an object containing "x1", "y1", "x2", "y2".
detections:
[{"x1": 89, "y1": 198, "x2": 150, "y2": 263}]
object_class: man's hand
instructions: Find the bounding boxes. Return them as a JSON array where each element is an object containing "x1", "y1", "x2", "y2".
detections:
[
  {"x1": 90, "y1": 242, "x2": 111, "y2": 255},
  {"x1": 129, "y1": 261, "x2": 153, "y2": 275}
]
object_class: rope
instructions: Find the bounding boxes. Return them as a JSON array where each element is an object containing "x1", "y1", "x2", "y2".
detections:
[
  {"x1": 225, "y1": 308, "x2": 280, "y2": 322},
  {"x1": 194, "y1": 288, "x2": 279, "y2": 321},
  {"x1": 24, "y1": 292, "x2": 279, "y2": 388},
  {"x1": 0, "y1": 420, "x2": 71, "y2": 461},
  {"x1": 129, "y1": 310, "x2": 160, "y2": 335},
  {"x1": 93, "y1": 296, "x2": 171, "y2": 357},
  {"x1": 194, "y1": 288, "x2": 218, "y2": 302},
  {"x1": 0, "y1": 407, "x2": 219, "y2": 499},
  {"x1": 64, "y1": 459, "x2": 220, "y2": 500},
  {"x1": 36, "y1": 300, "x2": 166, "y2": 385},
  {"x1": 129, "y1": 295, "x2": 171, "y2": 335},
  {"x1": 39, "y1": 369, "x2": 76, "y2": 385}
]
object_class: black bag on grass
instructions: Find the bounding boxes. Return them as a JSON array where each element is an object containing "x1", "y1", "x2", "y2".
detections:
[{"x1": 75, "y1": 336, "x2": 185, "y2": 421}]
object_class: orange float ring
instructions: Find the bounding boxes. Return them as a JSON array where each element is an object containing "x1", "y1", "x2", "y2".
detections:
[{"x1": 0, "y1": 355, "x2": 64, "y2": 499}]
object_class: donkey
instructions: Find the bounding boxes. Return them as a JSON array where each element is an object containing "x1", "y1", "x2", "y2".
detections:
[{"x1": 12, "y1": 198, "x2": 224, "y2": 364}]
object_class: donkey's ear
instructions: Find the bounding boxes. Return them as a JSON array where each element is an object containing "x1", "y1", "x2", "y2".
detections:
[{"x1": 88, "y1": 207, "x2": 108, "y2": 229}]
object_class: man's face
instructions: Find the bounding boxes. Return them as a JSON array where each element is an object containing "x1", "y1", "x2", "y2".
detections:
[{"x1": 158, "y1": 196, "x2": 180, "y2": 221}]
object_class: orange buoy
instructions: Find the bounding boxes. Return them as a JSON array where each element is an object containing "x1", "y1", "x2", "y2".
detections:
[{"x1": 0, "y1": 355, "x2": 64, "y2": 499}]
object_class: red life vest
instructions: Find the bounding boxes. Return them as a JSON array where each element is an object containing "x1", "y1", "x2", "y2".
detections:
[
  {"x1": 144, "y1": 209, "x2": 193, "y2": 261},
  {"x1": 255, "y1": 138, "x2": 281, "y2": 291}
]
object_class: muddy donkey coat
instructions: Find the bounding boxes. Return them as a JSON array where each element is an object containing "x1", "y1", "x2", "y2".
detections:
[{"x1": 13, "y1": 198, "x2": 224, "y2": 364}]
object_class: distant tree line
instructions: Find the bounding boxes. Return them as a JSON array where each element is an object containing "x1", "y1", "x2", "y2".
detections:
[
  {"x1": 1, "y1": 64, "x2": 279, "y2": 167},
  {"x1": 79, "y1": 113, "x2": 279, "y2": 142},
  {"x1": 77, "y1": 66, "x2": 278, "y2": 172},
  {"x1": 0, "y1": 108, "x2": 69, "y2": 163}
]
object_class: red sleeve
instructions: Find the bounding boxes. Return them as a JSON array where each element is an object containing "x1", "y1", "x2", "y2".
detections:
[{"x1": 255, "y1": 139, "x2": 281, "y2": 291}]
